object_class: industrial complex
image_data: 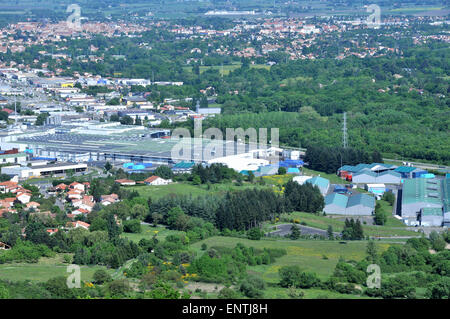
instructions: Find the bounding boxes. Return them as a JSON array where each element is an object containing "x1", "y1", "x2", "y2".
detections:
[{"x1": 0, "y1": 118, "x2": 448, "y2": 228}]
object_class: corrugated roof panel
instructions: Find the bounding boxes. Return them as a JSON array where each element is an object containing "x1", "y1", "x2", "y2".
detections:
[{"x1": 325, "y1": 193, "x2": 348, "y2": 207}]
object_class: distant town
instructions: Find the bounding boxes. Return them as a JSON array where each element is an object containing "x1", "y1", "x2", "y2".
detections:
[{"x1": 0, "y1": 0, "x2": 448, "y2": 302}]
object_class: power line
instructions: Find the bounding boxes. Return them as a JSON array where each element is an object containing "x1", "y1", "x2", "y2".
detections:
[{"x1": 342, "y1": 112, "x2": 348, "y2": 148}]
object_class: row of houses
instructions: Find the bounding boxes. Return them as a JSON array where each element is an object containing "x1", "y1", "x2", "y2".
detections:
[
  {"x1": 0, "y1": 180, "x2": 33, "y2": 216},
  {"x1": 115, "y1": 175, "x2": 172, "y2": 186}
]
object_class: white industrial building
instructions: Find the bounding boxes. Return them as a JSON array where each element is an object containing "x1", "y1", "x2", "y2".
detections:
[
  {"x1": 207, "y1": 152, "x2": 269, "y2": 172},
  {"x1": 1, "y1": 162, "x2": 87, "y2": 179}
]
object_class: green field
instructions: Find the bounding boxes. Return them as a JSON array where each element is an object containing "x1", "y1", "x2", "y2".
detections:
[
  {"x1": 0, "y1": 255, "x2": 111, "y2": 283},
  {"x1": 126, "y1": 182, "x2": 271, "y2": 200},
  {"x1": 127, "y1": 183, "x2": 209, "y2": 200},
  {"x1": 183, "y1": 63, "x2": 270, "y2": 76},
  {"x1": 121, "y1": 224, "x2": 182, "y2": 243},
  {"x1": 263, "y1": 286, "x2": 374, "y2": 299},
  {"x1": 282, "y1": 212, "x2": 419, "y2": 238},
  {"x1": 191, "y1": 236, "x2": 394, "y2": 282}
]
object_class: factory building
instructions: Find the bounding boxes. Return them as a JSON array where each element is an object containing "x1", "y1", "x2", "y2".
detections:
[
  {"x1": 305, "y1": 176, "x2": 330, "y2": 195},
  {"x1": 1, "y1": 162, "x2": 87, "y2": 179},
  {"x1": 442, "y1": 178, "x2": 450, "y2": 227},
  {"x1": 0, "y1": 148, "x2": 27, "y2": 165},
  {"x1": 401, "y1": 178, "x2": 449, "y2": 226},
  {"x1": 323, "y1": 193, "x2": 347, "y2": 215},
  {"x1": 394, "y1": 166, "x2": 427, "y2": 179},
  {"x1": 338, "y1": 163, "x2": 397, "y2": 181},
  {"x1": 351, "y1": 169, "x2": 402, "y2": 185},
  {"x1": 420, "y1": 208, "x2": 443, "y2": 227},
  {"x1": 324, "y1": 193, "x2": 375, "y2": 216},
  {"x1": 365, "y1": 184, "x2": 386, "y2": 195}
]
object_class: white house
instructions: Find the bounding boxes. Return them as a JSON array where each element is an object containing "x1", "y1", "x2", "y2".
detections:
[{"x1": 143, "y1": 176, "x2": 172, "y2": 186}]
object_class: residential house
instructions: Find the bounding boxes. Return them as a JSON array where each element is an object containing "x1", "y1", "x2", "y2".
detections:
[
  {"x1": 69, "y1": 182, "x2": 85, "y2": 193},
  {"x1": 144, "y1": 176, "x2": 172, "y2": 186},
  {"x1": 100, "y1": 193, "x2": 119, "y2": 206},
  {"x1": 68, "y1": 221, "x2": 90, "y2": 230},
  {"x1": 115, "y1": 179, "x2": 136, "y2": 186},
  {"x1": 25, "y1": 201, "x2": 40, "y2": 211}
]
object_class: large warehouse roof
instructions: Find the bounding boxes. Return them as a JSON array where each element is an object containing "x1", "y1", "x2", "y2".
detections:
[
  {"x1": 325, "y1": 193, "x2": 348, "y2": 207},
  {"x1": 338, "y1": 163, "x2": 396, "y2": 173},
  {"x1": 402, "y1": 178, "x2": 442, "y2": 206},
  {"x1": 347, "y1": 193, "x2": 375, "y2": 208}
]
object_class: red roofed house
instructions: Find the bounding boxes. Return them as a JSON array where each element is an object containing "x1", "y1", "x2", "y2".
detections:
[
  {"x1": 72, "y1": 195, "x2": 95, "y2": 211},
  {"x1": 0, "y1": 197, "x2": 16, "y2": 208},
  {"x1": 67, "y1": 189, "x2": 83, "y2": 200},
  {"x1": 69, "y1": 182, "x2": 85, "y2": 192},
  {"x1": 55, "y1": 183, "x2": 68, "y2": 191},
  {"x1": 143, "y1": 176, "x2": 172, "y2": 186},
  {"x1": 46, "y1": 228, "x2": 59, "y2": 235},
  {"x1": 115, "y1": 179, "x2": 136, "y2": 186},
  {"x1": 25, "y1": 201, "x2": 40, "y2": 211},
  {"x1": 68, "y1": 221, "x2": 90, "y2": 230},
  {"x1": 0, "y1": 181, "x2": 19, "y2": 193},
  {"x1": 16, "y1": 192, "x2": 31, "y2": 204},
  {"x1": 72, "y1": 208, "x2": 90, "y2": 215},
  {"x1": 100, "y1": 193, "x2": 119, "y2": 206}
]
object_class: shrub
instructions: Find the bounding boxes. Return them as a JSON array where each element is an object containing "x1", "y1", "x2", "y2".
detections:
[
  {"x1": 240, "y1": 275, "x2": 266, "y2": 298},
  {"x1": 93, "y1": 269, "x2": 112, "y2": 284},
  {"x1": 123, "y1": 219, "x2": 142, "y2": 233}
]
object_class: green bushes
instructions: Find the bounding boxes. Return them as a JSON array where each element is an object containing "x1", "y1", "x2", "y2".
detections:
[
  {"x1": 123, "y1": 219, "x2": 142, "y2": 233},
  {"x1": 247, "y1": 228, "x2": 264, "y2": 240},
  {"x1": 279, "y1": 265, "x2": 320, "y2": 288},
  {"x1": 188, "y1": 244, "x2": 285, "y2": 284},
  {"x1": 332, "y1": 261, "x2": 366, "y2": 284},
  {"x1": 93, "y1": 269, "x2": 112, "y2": 284},
  {"x1": 0, "y1": 240, "x2": 54, "y2": 264},
  {"x1": 341, "y1": 218, "x2": 364, "y2": 240},
  {"x1": 240, "y1": 275, "x2": 266, "y2": 298}
]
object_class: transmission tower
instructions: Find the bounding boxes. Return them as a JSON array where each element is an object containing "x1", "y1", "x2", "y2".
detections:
[{"x1": 342, "y1": 112, "x2": 348, "y2": 148}]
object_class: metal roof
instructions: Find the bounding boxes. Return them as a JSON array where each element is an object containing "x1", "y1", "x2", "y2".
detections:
[
  {"x1": 347, "y1": 193, "x2": 375, "y2": 208},
  {"x1": 395, "y1": 166, "x2": 418, "y2": 173},
  {"x1": 402, "y1": 178, "x2": 442, "y2": 205},
  {"x1": 353, "y1": 169, "x2": 378, "y2": 177},
  {"x1": 306, "y1": 176, "x2": 330, "y2": 188},
  {"x1": 0, "y1": 152, "x2": 27, "y2": 159},
  {"x1": 421, "y1": 207, "x2": 443, "y2": 216},
  {"x1": 173, "y1": 161, "x2": 195, "y2": 169},
  {"x1": 325, "y1": 193, "x2": 348, "y2": 208}
]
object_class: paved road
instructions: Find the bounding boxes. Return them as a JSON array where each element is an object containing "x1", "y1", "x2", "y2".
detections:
[
  {"x1": 382, "y1": 158, "x2": 449, "y2": 171},
  {"x1": 266, "y1": 223, "x2": 340, "y2": 238}
]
